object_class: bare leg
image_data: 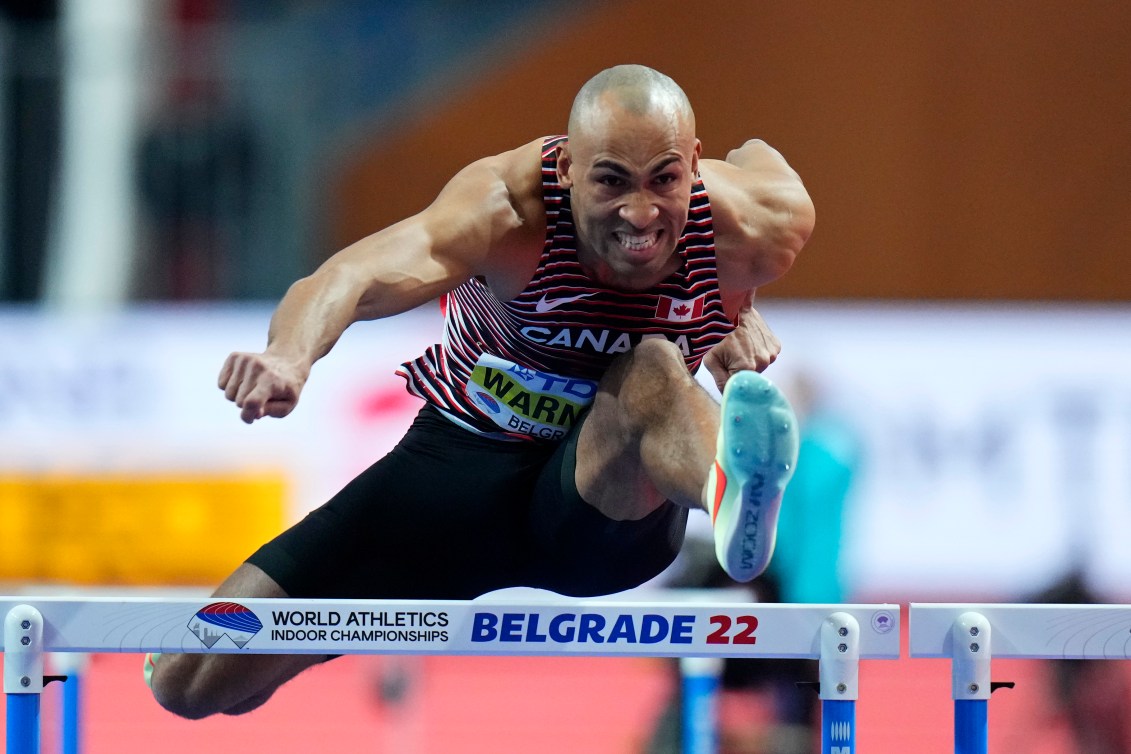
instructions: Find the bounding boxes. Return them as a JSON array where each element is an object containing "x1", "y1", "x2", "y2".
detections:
[
  {"x1": 576, "y1": 338, "x2": 799, "y2": 582},
  {"x1": 149, "y1": 563, "x2": 330, "y2": 719},
  {"x1": 574, "y1": 338, "x2": 718, "y2": 521}
]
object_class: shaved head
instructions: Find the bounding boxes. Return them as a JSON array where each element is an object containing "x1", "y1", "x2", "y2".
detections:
[
  {"x1": 568, "y1": 64, "x2": 695, "y2": 138},
  {"x1": 556, "y1": 65, "x2": 702, "y2": 291}
]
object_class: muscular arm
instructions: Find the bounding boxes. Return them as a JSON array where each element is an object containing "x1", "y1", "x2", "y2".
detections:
[
  {"x1": 219, "y1": 141, "x2": 544, "y2": 423},
  {"x1": 701, "y1": 139, "x2": 815, "y2": 301},
  {"x1": 264, "y1": 159, "x2": 525, "y2": 370},
  {"x1": 698, "y1": 140, "x2": 815, "y2": 387}
]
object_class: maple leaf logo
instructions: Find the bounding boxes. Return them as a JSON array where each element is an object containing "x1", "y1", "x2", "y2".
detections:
[{"x1": 673, "y1": 304, "x2": 691, "y2": 317}]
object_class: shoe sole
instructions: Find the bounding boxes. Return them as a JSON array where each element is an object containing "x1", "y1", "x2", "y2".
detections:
[{"x1": 711, "y1": 371, "x2": 799, "y2": 582}]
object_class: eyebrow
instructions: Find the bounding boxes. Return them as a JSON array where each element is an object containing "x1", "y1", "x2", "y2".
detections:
[{"x1": 592, "y1": 156, "x2": 683, "y2": 175}]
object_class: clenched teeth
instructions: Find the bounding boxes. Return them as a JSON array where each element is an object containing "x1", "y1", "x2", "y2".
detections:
[{"x1": 614, "y1": 231, "x2": 659, "y2": 251}]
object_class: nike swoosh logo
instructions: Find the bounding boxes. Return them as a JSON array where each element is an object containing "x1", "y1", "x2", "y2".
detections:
[{"x1": 534, "y1": 292, "x2": 595, "y2": 313}]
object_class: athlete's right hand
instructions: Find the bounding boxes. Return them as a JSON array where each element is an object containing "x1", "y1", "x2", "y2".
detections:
[{"x1": 218, "y1": 351, "x2": 307, "y2": 424}]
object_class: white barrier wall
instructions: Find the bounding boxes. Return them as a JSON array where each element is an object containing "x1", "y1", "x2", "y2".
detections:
[
  {"x1": 0, "y1": 303, "x2": 438, "y2": 506},
  {"x1": 1, "y1": 302, "x2": 1129, "y2": 597},
  {"x1": 762, "y1": 302, "x2": 1131, "y2": 600}
]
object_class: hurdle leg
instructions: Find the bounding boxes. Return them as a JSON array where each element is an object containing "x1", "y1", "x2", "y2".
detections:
[
  {"x1": 51, "y1": 652, "x2": 89, "y2": 754},
  {"x1": 819, "y1": 612, "x2": 859, "y2": 754},
  {"x1": 5, "y1": 605, "x2": 45, "y2": 754},
  {"x1": 950, "y1": 612, "x2": 991, "y2": 754},
  {"x1": 680, "y1": 656, "x2": 723, "y2": 754}
]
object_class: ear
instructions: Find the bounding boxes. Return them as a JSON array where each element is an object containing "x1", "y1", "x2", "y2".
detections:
[
  {"x1": 556, "y1": 143, "x2": 574, "y2": 188},
  {"x1": 691, "y1": 138, "x2": 702, "y2": 175}
]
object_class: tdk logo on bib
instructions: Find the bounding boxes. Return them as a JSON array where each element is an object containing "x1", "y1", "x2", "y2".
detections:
[{"x1": 470, "y1": 611, "x2": 695, "y2": 644}]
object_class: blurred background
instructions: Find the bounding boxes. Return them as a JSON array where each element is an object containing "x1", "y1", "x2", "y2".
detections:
[{"x1": 1, "y1": 0, "x2": 1129, "y2": 752}]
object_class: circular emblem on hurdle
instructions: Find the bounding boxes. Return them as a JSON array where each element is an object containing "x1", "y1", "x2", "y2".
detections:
[{"x1": 870, "y1": 610, "x2": 896, "y2": 634}]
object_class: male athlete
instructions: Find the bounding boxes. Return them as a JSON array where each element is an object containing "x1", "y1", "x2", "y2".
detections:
[{"x1": 148, "y1": 64, "x2": 815, "y2": 719}]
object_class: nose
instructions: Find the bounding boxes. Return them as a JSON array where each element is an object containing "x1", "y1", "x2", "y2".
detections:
[{"x1": 618, "y1": 192, "x2": 659, "y2": 230}]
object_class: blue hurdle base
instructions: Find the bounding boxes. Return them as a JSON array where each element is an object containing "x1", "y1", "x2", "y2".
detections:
[
  {"x1": 7, "y1": 694, "x2": 41, "y2": 754},
  {"x1": 821, "y1": 699, "x2": 855, "y2": 754},
  {"x1": 63, "y1": 674, "x2": 81, "y2": 754},
  {"x1": 954, "y1": 699, "x2": 988, "y2": 754}
]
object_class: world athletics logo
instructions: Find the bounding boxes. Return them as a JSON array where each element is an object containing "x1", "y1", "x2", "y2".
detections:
[{"x1": 187, "y1": 601, "x2": 263, "y2": 649}]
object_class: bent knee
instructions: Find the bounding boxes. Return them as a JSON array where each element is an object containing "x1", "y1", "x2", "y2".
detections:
[
  {"x1": 628, "y1": 337, "x2": 687, "y2": 370},
  {"x1": 626, "y1": 339, "x2": 694, "y2": 393},
  {"x1": 149, "y1": 655, "x2": 227, "y2": 720},
  {"x1": 610, "y1": 339, "x2": 694, "y2": 418}
]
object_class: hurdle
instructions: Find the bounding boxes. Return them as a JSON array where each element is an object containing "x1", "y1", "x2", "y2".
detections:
[
  {"x1": 4, "y1": 595, "x2": 900, "y2": 753},
  {"x1": 910, "y1": 603, "x2": 1131, "y2": 754}
]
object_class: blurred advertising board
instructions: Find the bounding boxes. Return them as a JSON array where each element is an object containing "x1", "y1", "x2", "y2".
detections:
[
  {"x1": 763, "y1": 302, "x2": 1131, "y2": 601},
  {"x1": 0, "y1": 304, "x2": 438, "y2": 585}
]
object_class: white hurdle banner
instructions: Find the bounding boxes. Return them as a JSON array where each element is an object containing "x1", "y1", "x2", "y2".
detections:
[
  {"x1": 910, "y1": 603, "x2": 1131, "y2": 754},
  {"x1": 4, "y1": 596, "x2": 901, "y2": 754}
]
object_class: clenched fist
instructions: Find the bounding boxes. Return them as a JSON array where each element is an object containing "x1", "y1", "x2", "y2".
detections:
[
  {"x1": 701, "y1": 304, "x2": 781, "y2": 392},
  {"x1": 217, "y1": 352, "x2": 308, "y2": 424}
]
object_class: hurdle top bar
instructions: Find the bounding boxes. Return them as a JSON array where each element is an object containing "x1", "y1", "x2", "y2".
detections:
[
  {"x1": 910, "y1": 603, "x2": 1131, "y2": 660},
  {"x1": 1, "y1": 596, "x2": 901, "y2": 659}
]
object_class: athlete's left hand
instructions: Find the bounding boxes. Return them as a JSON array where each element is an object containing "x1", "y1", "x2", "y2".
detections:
[{"x1": 702, "y1": 303, "x2": 780, "y2": 392}]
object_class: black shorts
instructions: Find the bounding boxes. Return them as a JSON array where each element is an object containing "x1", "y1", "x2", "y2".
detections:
[{"x1": 246, "y1": 405, "x2": 687, "y2": 599}]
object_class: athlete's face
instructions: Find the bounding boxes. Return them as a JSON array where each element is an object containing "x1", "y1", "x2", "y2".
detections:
[{"x1": 558, "y1": 99, "x2": 701, "y2": 291}]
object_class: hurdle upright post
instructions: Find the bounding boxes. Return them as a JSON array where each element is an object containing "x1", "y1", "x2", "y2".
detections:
[
  {"x1": 680, "y1": 655, "x2": 723, "y2": 754},
  {"x1": 950, "y1": 612, "x2": 991, "y2": 754},
  {"x1": 5, "y1": 604, "x2": 45, "y2": 754},
  {"x1": 51, "y1": 652, "x2": 90, "y2": 754},
  {"x1": 819, "y1": 611, "x2": 859, "y2": 754}
]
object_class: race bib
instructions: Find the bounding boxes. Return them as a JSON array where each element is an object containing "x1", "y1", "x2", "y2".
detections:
[{"x1": 465, "y1": 354, "x2": 598, "y2": 440}]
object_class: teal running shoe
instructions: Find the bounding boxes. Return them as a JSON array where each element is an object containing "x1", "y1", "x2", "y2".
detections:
[{"x1": 705, "y1": 371, "x2": 799, "y2": 582}]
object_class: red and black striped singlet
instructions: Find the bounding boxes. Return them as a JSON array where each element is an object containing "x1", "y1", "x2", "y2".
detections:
[{"x1": 397, "y1": 136, "x2": 733, "y2": 441}]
